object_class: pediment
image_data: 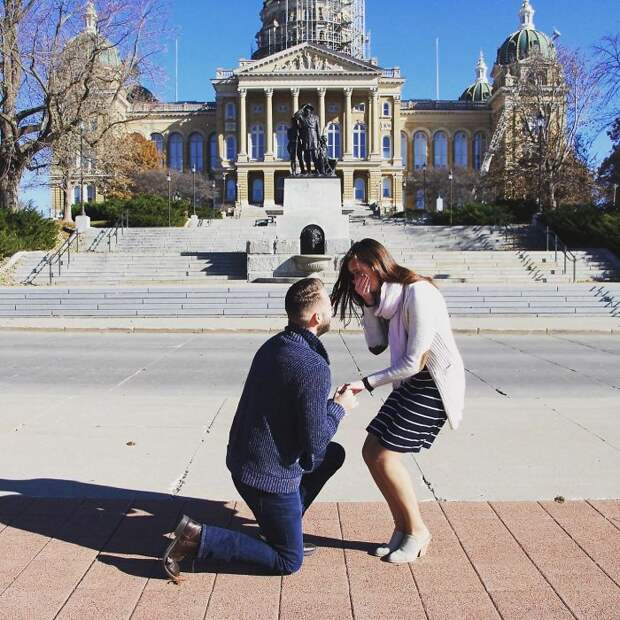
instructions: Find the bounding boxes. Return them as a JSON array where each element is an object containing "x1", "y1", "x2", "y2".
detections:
[{"x1": 237, "y1": 43, "x2": 381, "y2": 76}]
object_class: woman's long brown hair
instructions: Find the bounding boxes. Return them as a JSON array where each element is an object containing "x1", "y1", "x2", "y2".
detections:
[{"x1": 331, "y1": 238, "x2": 434, "y2": 322}]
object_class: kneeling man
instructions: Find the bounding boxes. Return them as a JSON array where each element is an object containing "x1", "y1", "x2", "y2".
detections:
[{"x1": 163, "y1": 278, "x2": 357, "y2": 579}]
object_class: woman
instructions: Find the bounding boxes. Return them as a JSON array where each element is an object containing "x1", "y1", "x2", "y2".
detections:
[{"x1": 332, "y1": 239, "x2": 465, "y2": 563}]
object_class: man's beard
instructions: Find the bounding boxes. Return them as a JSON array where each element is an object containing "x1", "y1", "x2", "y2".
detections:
[{"x1": 316, "y1": 318, "x2": 331, "y2": 337}]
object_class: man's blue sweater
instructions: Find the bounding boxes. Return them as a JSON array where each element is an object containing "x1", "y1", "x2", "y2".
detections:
[{"x1": 226, "y1": 326, "x2": 345, "y2": 494}]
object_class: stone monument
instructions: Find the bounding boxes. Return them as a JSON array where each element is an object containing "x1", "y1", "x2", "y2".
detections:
[{"x1": 247, "y1": 103, "x2": 350, "y2": 282}]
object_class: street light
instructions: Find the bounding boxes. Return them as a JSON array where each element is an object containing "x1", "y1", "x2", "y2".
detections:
[
  {"x1": 192, "y1": 166, "x2": 197, "y2": 217},
  {"x1": 536, "y1": 112, "x2": 545, "y2": 211},
  {"x1": 422, "y1": 164, "x2": 427, "y2": 212},
  {"x1": 167, "y1": 171, "x2": 172, "y2": 227},
  {"x1": 613, "y1": 183, "x2": 618, "y2": 210},
  {"x1": 211, "y1": 179, "x2": 216, "y2": 212},
  {"x1": 79, "y1": 122, "x2": 85, "y2": 217},
  {"x1": 448, "y1": 169, "x2": 454, "y2": 225}
]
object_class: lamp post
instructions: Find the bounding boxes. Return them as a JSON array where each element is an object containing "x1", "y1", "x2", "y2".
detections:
[
  {"x1": 536, "y1": 112, "x2": 545, "y2": 211},
  {"x1": 448, "y1": 169, "x2": 454, "y2": 225},
  {"x1": 167, "y1": 171, "x2": 172, "y2": 227},
  {"x1": 192, "y1": 166, "x2": 197, "y2": 217},
  {"x1": 211, "y1": 179, "x2": 216, "y2": 212},
  {"x1": 422, "y1": 164, "x2": 427, "y2": 212},
  {"x1": 613, "y1": 183, "x2": 618, "y2": 209},
  {"x1": 79, "y1": 122, "x2": 85, "y2": 217}
]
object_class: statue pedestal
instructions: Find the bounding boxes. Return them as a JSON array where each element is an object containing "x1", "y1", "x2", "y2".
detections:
[{"x1": 247, "y1": 176, "x2": 351, "y2": 282}]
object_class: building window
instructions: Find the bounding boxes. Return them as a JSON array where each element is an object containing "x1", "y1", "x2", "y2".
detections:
[
  {"x1": 382, "y1": 135, "x2": 392, "y2": 160},
  {"x1": 401, "y1": 132, "x2": 409, "y2": 169},
  {"x1": 251, "y1": 177, "x2": 264, "y2": 203},
  {"x1": 275, "y1": 123, "x2": 289, "y2": 160},
  {"x1": 353, "y1": 102, "x2": 366, "y2": 112},
  {"x1": 277, "y1": 103, "x2": 289, "y2": 114},
  {"x1": 225, "y1": 101, "x2": 236, "y2": 120},
  {"x1": 473, "y1": 132, "x2": 487, "y2": 170},
  {"x1": 226, "y1": 135, "x2": 237, "y2": 161},
  {"x1": 251, "y1": 104, "x2": 264, "y2": 114},
  {"x1": 454, "y1": 131, "x2": 468, "y2": 168},
  {"x1": 73, "y1": 186, "x2": 81, "y2": 205},
  {"x1": 383, "y1": 101, "x2": 391, "y2": 117},
  {"x1": 250, "y1": 124, "x2": 265, "y2": 160},
  {"x1": 168, "y1": 132, "x2": 183, "y2": 171},
  {"x1": 189, "y1": 133, "x2": 204, "y2": 171},
  {"x1": 415, "y1": 189, "x2": 425, "y2": 210},
  {"x1": 86, "y1": 185, "x2": 96, "y2": 203},
  {"x1": 433, "y1": 131, "x2": 448, "y2": 168},
  {"x1": 353, "y1": 122, "x2": 367, "y2": 159},
  {"x1": 226, "y1": 177, "x2": 236, "y2": 202},
  {"x1": 209, "y1": 133, "x2": 219, "y2": 171},
  {"x1": 414, "y1": 132, "x2": 428, "y2": 169},
  {"x1": 354, "y1": 177, "x2": 365, "y2": 202},
  {"x1": 327, "y1": 103, "x2": 339, "y2": 113},
  {"x1": 327, "y1": 123, "x2": 341, "y2": 159},
  {"x1": 150, "y1": 133, "x2": 164, "y2": 153},
  {"x1": 382, "y1": 176, "x2": 392, "y2": 198}
]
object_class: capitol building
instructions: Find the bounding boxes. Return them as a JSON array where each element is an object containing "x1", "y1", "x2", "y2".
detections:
[{"x1": 54, "y1": 0, "x2": 559, "y2": 216}]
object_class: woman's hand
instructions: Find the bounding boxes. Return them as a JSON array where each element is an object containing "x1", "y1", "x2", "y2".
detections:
[
  {"x1": 354, "y1": 273, "x2": 375, "y2": 306},
  {"x1": 346, "y1": 380, "x2": 366, "y2": 395}
]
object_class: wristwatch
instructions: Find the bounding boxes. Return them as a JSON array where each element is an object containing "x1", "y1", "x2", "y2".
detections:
[{"x1": 362, "y1": 376, "x2": 374, "y2": 394}]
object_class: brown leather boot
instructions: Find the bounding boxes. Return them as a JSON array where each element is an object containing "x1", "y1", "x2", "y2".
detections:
[{"x1": 163, "y1": 515, "x2": 202, "y2": 582}]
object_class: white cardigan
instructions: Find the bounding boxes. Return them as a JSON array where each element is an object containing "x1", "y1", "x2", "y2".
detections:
[{"x1": 362, "y1": 280, "x2": 466, "y2": 430}]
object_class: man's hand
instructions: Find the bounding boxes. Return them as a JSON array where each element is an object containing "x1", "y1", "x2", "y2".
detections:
[
  {"x1": 333, "y1": 386, "x2": 358, "y2": 413},
  {"x1": 346, "y1": 380, "x2": 365, "y2": 395}
]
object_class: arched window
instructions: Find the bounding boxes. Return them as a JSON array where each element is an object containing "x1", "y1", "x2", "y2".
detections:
[
  {"x1": 251, "y1": 177, "x2": 264, "y2": 203},
  {"x1": 454, "y1": 131, "x2": 468, "y2": 168},
  {"x1": 189, "y1": 133, "x2": 204, "y2": 171},
  {"x1": 353, "y1": 123, "x2": 367, "y2": 159},
  {"x1": 150, "y1": 133, "x2": 164, "y2": 153},
  {"x1": 250, "y1": 124, "x2": 265, "y2": 161},
  {"x1": 209, "y1": 133, "x2": 219, "y2": 171},
  {"x1": 225, "y1": 177, "x2": 236, "y2": 202},
  {"x1": 415, "y1": 189, "x2": 425, "y2": 210},
  {"x1": 414, "y1": 132, "x2": 428, "y2": 169},
  {"x1": 383, "y1": 101, "x2": 391, "y2": 117},
  {"x1": 382, "y1": 135, "x2": 392, "y2": 160},
  {"x1": 382, "y1": 176, "x2": 392, "y2": 198},
  {"x1": 473, "y1": 132, "x2": 487, "y2": 171},
  {"x1": 433, "y1": 131, "x2": 448, "y2": 168},
  {"x1": 168, "y1": 132, "x2": 183, "y2": 171},
  {"x1": 401, "y1": 132, "x2": 409, "y2": 169},
  {"x1": 225, "y1": 101, "x2": 236, "y2": 120},
  {"x1": 275, "y1": 123, "x2": 289, "y2": 160},
  {"x1": 226, "y1": 135, "x2": 237, "y2": 161},
  {"x1": 354, "y1": 177, "x2": 365, "y2": 202},
  {"x1": 327, "y1": 123, "x2": 341, "y2": 159}
]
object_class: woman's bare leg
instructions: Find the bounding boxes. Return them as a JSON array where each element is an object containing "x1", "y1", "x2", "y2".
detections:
[{"x1": 362, "y1": 434, "x2": 428, "y2": 538}]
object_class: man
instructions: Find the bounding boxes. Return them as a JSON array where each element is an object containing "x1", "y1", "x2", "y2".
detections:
[
  {"x1": 297, "y1": 103, "x2": 321, "y2": 174},
  {"x1": 163, "y1": 278, "x2": 357, "y2": 580}
]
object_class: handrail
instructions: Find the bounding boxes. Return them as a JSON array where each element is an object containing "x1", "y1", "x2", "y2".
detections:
[
  {"x1": 103, "y1": 210, "x2": 129, "y2": 252},
  {"x1": 23, "y1": 231, "x2": 81, "y2": 285},
  {"x1": 544, "y1": 225, "x2": 577, "y2": 283}
]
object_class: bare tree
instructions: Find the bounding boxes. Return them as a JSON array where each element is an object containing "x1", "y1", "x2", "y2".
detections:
[
  {"x1": 593, "y1": 35, "x2": 620, "y2": 123},
  {"x1": 0, "y1": 0, "x2": 167, "y2": 212},
  {"x1": 504, "y1": 47, "x2": 602, "y2": 209}
]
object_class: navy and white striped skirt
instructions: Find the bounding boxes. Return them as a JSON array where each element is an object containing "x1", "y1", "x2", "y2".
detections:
[{"x1": 366, "y1": 368, "x2": 447, "y2": 453}]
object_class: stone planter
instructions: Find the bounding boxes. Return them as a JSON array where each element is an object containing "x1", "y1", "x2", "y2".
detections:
[{"x1": 294, "y1": 255, "x2": 333, "y2": 274}]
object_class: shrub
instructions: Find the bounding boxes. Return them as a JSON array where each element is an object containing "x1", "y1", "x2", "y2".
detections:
[
  {"x1": 0, "y1": 208, "x2": 58, "y2": 259},
  {"x1": 429, "y1": 202, "x2": 515, "y2": 226},
  {"x1": 73, "y1": 194, "x2": 189, "y2": 227}
]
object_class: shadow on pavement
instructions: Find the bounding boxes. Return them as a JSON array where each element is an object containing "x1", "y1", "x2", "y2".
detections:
[{"x1": 0, "y1": 478, "x2": 373, "y2": 579}]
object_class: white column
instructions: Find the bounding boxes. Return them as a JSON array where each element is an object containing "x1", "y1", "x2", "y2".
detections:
[
  {"x1": 291, "y1": 88, "x2": 300, "y2": 114},
  {"x1": 265, "y1": 88, "x2": 274, "y2": 160},
  {"x1": 344, "y1": 87, "x2": 353, "y2": 159},
  {"x1": 371, "y1": 89, "x2": 380, "y2": 159},
  {"x1": 393, "y1": 95, "x2": 402, "y2": 166},
  {"x1": 239, "y1": 88, "x2": 248, "y2": 160},
  {"x1": 318, "y1": 87, "x2": 326, "y2": 132}
]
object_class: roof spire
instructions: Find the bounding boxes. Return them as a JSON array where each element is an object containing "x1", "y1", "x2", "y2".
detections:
[
  {"x1": 476, "y1": 50, "x2": 488, "y2": 83},
  {"x1": 85, "y1": 1, "x2": 97, "y2": 34},
  {"x1": 519, "y1": 0, "x2": 535, "y2": 30}
]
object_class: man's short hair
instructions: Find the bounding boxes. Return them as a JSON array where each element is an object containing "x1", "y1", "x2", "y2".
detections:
[{"x1": 285, "y1": 278, "x2": 325, "y2": 328}]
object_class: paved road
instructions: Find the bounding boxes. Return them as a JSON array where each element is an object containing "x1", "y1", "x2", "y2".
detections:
[{"x1": 1, "y1": 332, "x2": 619, "y2": 502}]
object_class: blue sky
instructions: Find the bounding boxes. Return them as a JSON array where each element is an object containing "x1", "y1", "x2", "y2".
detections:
[{"x1": 24, "y1": 0, "x2": 620, "y2": 212}]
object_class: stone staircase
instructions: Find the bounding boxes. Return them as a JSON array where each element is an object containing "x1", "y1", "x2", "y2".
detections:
[{"x1": 0, "y1": 284, "x2": 617, "y2": 318}]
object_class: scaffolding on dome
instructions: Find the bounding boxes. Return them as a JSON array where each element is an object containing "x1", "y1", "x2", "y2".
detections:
[{"x1": 254, "y1": 0, "x2": 368, "y2": 60}]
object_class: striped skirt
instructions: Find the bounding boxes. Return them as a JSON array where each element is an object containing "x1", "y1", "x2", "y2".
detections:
[{"x1": 366, "y1": 368, "x2": 447, "y2": 453}]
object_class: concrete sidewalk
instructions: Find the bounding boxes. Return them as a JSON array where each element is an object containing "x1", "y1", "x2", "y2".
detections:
[
  {"x1": 0, "y1": 315, "x2": 619, "y2": 334},
  {"x1": 0, "y1": 497, "x2": 618, "y2": 619}
]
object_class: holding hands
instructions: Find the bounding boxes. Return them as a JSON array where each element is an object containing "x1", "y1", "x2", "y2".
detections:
[{"x1": 333, "y1": 385, "x2": 359, "y2": 413}]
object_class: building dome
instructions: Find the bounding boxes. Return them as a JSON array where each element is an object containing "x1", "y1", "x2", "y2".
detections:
[
  {"x1": 460, "y1": 51, "x2": 492, "y2": 103},
  {"x1": 496, "y1": 1, "x2": 555, "y2": 66}
]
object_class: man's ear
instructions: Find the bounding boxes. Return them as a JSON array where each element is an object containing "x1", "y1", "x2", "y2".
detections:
[{"x1": 306, "y1": 309, "x2": 320, "y2": 329}]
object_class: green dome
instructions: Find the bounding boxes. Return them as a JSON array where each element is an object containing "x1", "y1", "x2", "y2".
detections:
[
  {"x1": 460, "y1": 81, "x2": 492, "y2": 103},
  {"x1": 496, "y1": 28, "x2": 555, "y2": 65},
  {"x1": 65, "y1": 31, "x2": 122, "y2": 69}
]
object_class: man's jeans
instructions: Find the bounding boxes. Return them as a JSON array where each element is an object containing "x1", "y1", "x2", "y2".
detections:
[{"x1": 198, "y1": 442, "x2": 345, "y2": 575}]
